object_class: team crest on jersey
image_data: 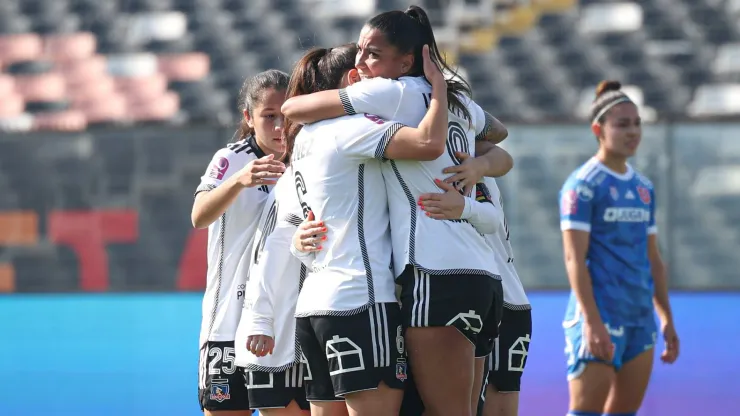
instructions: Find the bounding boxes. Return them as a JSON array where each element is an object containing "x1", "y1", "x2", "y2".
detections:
[
  {"x1": 575, "y1": 184, "x2": 594, "y2": 201},
  {"x1": 395, "y1": 358, "x2": 408, "y2": 382},
  {"x1": 637, "y1": 186, "x2": 651, "y2": 204},
  {"x1": 609, "y1": 186, "x2": 619, "y2": 201},
  {"x1": 210, "y1": 382, "x2": 231, "y2": 402},
  {"x1": 208, "y1": 157, "x2": 229, "y2": 180}
]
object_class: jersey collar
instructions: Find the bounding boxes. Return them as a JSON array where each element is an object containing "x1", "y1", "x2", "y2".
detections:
[
  {"x1": 593, "y1": 157, "x2": 634, "y2": 181},
  {"x1": 248, "y1": 135, "x2": 267, "y2": 159}
]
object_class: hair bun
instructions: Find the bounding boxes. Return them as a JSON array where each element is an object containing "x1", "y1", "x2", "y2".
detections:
[{"x1": 595, "y1": 80, "x2": 621, "y2": 97}]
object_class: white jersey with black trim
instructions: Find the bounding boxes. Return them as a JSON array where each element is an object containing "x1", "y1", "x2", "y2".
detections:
[
  {"x1": 481, "y1": 178, "x2": 530, "y2": 309},
  {"x1": 234, "y1": 174, "x2": 305, "y2": 371},
  {"x1": 195, "y1": 136, "x2": 274, "y2": 347},
  {"x1": 290, "y1": 114, "x2": 401, "y2": 316},
  {"x1": 340, "y1": 76, "x2": 500, "y2": 279}
]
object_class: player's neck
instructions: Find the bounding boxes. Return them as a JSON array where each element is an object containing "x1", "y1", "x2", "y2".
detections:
[{"x1": 595, "y1": 151, "x2": 628, "y2": 174}]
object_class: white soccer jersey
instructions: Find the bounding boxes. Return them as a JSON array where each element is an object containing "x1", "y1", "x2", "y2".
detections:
[
  {"x1": 234, "y1": 174, "x2": 305, "y2": 371},
  {"x1": 196, "y1": 136, "x2": 274, "y2": 346},
  {"x1": 340, "y1": 76, "x2": 500, "y2": 279},
  {"x1": 481, "y1": 178, "x2": 530, "y2": 309},
  {"x1": 290, "y1": 114, "x2": 401, "y2": 316}
]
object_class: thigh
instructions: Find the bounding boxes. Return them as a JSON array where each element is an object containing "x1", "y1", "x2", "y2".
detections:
[
  {"x1": 296, "y1": 317, "x2": 341, "y2": 402},
  {"x1": 246, "y1": 365, "x2": 310, "y2": 411},
  {"x1": 604, "y1": 332, "x2": 655, "y2": 414},
  {"x1": 198, "y1": 341, "x2": 251, "y2": 412},
  {"x1": 399, "y1": 267, "x2": 497, "y2": 346},
  {"x1": 487, "y1": 308, "x2": 532, "y2": 393},
  {"x1": 312, "y1": 303, "x2": 407, "y2": 398},
  {"x1": 568, "y1": 362, "x2": 615, "y2": 412}
]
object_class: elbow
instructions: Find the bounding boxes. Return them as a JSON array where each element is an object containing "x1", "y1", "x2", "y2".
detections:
[
  {"x1": 191, "y1": 211, "x2": 210, "y2": 229},
  {"x1": 418, "y1": 135, "x2": 446, "y2": 161},
  {"x1": 501, "y1": 152, "x2": 514, "y2": 175},
  {"x1": 281, "y1": 100, "x2": 306, "y2": 123}
]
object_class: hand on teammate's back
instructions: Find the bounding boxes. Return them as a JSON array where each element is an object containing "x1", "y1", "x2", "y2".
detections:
[
  {"x1": 584, "y1": 320, "x2": 615, "y2": 362},
  {"x1": 418, "y1": 179, "x2": 465, "y2": 220},
  {"x1": 660, "y1": 321, "x2": 680, "y2": 364},
  {"x1": 421, "y1": 44, "x2": 446, "y2": 89},
  {"x1": 442, "y1": 151, "x2": 486, "y2": 196},
  {"x1": 234, "y1": 154, "x2": 286, "y2": 188},
  {"x1": 293, "y1": 211, "x2": 327, "y2": 253}
]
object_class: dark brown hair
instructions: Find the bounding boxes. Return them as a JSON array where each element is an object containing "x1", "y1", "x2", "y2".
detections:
[
  {"x1": 235, "y1": 69, "x2": 289, "y2": 141},
  {"x1": 282, "y1": 44, "x2": 359, "y2": 161},
  {"x1": 366, "y1": 5, "x2": 473, "y2": 122},
  {"x1": 590, "y1": 80, "x2": 633, "y2": 124}
]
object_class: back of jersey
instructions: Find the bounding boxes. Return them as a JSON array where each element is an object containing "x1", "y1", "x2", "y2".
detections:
[
  {"x1": 290, "y1": 114, "x2": 400, "y2": 316},
  {"x1": 378, "y1": 78, "x2": 499, "y2": 279}
]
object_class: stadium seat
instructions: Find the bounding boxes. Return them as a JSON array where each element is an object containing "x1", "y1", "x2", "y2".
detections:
[{"x1": 687, "y1": 83, "x2": 740, "y2": 116}]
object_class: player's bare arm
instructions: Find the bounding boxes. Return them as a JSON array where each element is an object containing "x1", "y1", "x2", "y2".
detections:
[
  {"x1": 648, "y1": 234, "x2": 680, "y2": 363},
  {"x1": 383, "y1": 45, "x2": 448, "y2": 161},
  {"x1": 191, "y1": 155, "x2": 285, "y2": 228},
  {"x1": 562, "y1": 229, "x2": 614, "y2": 362}
]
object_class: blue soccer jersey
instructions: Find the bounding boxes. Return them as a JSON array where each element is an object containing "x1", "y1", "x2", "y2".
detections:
[{"x1": 559, "y1": 157, "x2": 657, "y2": 328}]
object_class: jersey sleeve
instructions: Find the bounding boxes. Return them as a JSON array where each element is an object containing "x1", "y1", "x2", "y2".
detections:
[
  {"x1": 468, "y1": 100, "x2": 487, "y2": 141},
  {"x1": 460, "y1": 182, "x2": 503, "y2": 235},
  {"x1": 195, "y1": 148, "x2": 240, "y2": 196},
  {"x1": 339, "y1": 78, "x2": 403, "y2": 119},
  {"x1": 246, "y1": 220, "x2": 298, "y2": 338},
  {"x1": 648, "y1": 188, "x2": 658, "y2": 235},
  {"x1": 339, "y1": 115, "x2": 405, "y2": 160},
  {"x1": 559, "y1": 178, "x2": 596, "y2": 232}
]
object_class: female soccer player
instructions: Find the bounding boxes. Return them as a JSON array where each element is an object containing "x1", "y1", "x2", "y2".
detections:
[
  {"x1": 559, "y1": 80, "x2": 680, "y2": 416},
  {"x1": 232, "y1": 169, "x2": 310, "y2": 416},
  {"x1": 283, "y1": 6, "x2": 509, "y2": 416},
  {"x1": 191, "y1": 69, "x2": 289, "y2": 416},
  {"x1": 285, "y1": 42, "x2": 492, "y2": 416},
  {"x1": 414, "y1": 174, "x2": 531, "y2": 416}
]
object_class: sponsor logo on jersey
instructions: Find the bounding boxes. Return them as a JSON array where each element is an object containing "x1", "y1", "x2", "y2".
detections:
[
  {"x1": 208, "y1": 157, "x2": 229, "y2": 180},
  {"x1": 625, "y1": 190, "x2": 635, "y2": 199},
  {"x1": 609, "y1": 186, "x2": 619, "y2": 200},
  {"x1": 603, "y1": 207, "x2": 650, "y2": 223},
  {"x1": 363, "y1": 113, "x2": 385, "y2": 125},
  {"x1": 236, "y1": 283, "x2": 245, "y2": 300},
  {"x1": 637, "y1": 186, "x2": 651, "y2": 204},
  {"x1": 575, "y1": 184, "x2": 594, "y2": 201},
  {"x1": 210, "y1": 382, "x2": 231, "y2": 402},
  {"x1": 561, "y1": 190, "x2": 578, "y2": 215}
]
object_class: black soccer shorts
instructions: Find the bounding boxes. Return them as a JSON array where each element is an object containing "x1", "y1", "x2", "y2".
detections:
[
  {"x1": 244, "y1": 364, "x2": 310, "y2": 410},
  {"x1": 486, "y1": 307, "x2": 532, "y2": 392},
  {"x1": 198, "y1": 340, "x2": 251, "y2": 411},
  {"x1": 397, "y1": 265, "x2": 503, "y2": 353},
  {"x1": 296, "y1": 302, "x2": 407, "y2": 401}
]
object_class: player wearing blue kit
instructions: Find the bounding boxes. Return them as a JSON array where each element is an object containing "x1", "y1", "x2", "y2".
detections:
[{"x1": 559, "y1": 81, "x2": 680, "y2": 416}]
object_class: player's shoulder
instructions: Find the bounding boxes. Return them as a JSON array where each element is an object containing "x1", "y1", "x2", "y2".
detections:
[
  {"x1": 565, "y1": 158, "x2": 606, "y2": 188},
  {"x1": 632, "y1": 168, "x2": 654, "y2": 189},
  {"x1": 397, "y1": 75, "x2": 431, "y2": 92},
  {"x1": 215, "y1": 138, "x2": 261, "y2": 163}
]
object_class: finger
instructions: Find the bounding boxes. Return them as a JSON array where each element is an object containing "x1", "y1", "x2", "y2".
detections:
[
  {"x1": 443, "y1": 173, "x2": 467, "y2": 184},
  {"x1": 303, "y1": 244, "x2": 323, "y2": 253},
  {"x1": 254, "y1": 171, "x2": 283, "y2": 179},
  {"x1": 425, "y1": 212, "x2": 447, "y2": 220},
  {"x1": 442, "y1": 165, "x2": 464, "y2": 175},
  {"x1": 418, "y1": 193, "x2": 440, "y2": 202},
  {"x1": 454, "y1": 151, "x2": 471, "y2": 161},
  {"x1": 421, "y1": 206, "x2": 444, "y2": 214},
  {"x1": 463, "y1": 183, "x2": 474, "y2": 197},
  {"x1": 303, "y1": 236, "x2": 325, "y2": 247},
  {"x1": 300, "y1": 220, "x2": 324, "y2": 230},
  {"x1": 307, "y1": 211, "x2": 315, "y2": 221},
  {"x1": 300, "y1": 227, "x2": 327, "y2": 239},
  {"x1": 259, "y1": 154, "x2": 275, "y2": 161},
  {"x1": 434, "y1": 178, "x2": 457, "y2": 192},
  {"x1": 422, "y1": 44, "x2": 430, "y2": 65},
  {"x1": 251, "y1": 163, "x2": 285, "y2": 173}
]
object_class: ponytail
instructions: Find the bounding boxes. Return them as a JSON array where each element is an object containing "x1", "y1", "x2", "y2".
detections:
[
  {"x1": 368, "y1": 5, "x2": 473, "y2": 122},
  {"x1": 283, "y1": 44, "x2": 358, "y2": 162}
]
